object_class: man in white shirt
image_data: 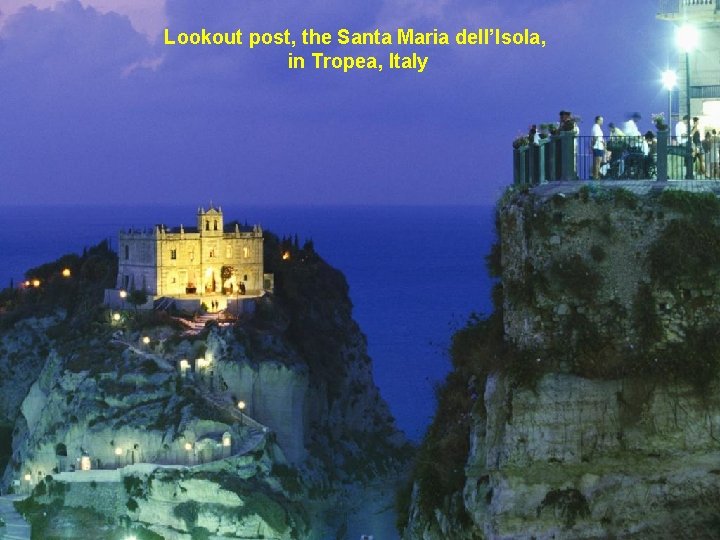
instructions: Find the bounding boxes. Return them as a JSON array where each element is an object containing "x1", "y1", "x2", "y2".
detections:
[
  {"x1": 623, "y1": 113, "x2": 642, "y2": 138},
  {"x1": 675, "y1": 115, "x2": 688, "y2": 144},
  {"x1": 591, "y1": 116, "x2": 605, "y2": 180}
]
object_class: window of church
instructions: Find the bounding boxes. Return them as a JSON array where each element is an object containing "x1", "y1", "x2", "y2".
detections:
[
  {"x1": 214, "y1": 220, "x2": 218, "y2": 231},
  {"x1": 226, "y1": 245, "x2": 232, "y2": 258},
  {"x1": 209, "y1": 249, "x2": 215, "y2": 258},
  {"x1": 206, "y1": 220, "x2": 210, "y2": 231},
  {"x1": 189, "y1": 249, "x2": 194, "y2": 261},
  {"x1": 243, "y1": 246, "x2": 249, "y2": 258},
  {"x1": 124, "y1": 245, "x2": 129, "y2": 260},
  {"x1": 243, "y1": 274, "x2": 248, "y2": 281},
  {"x1": 170, "y1": 249, "x2": 177, "y2": 260}
]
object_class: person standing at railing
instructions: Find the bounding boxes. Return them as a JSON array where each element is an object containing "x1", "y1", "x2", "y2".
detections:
[
  {"x1": 591, "y1": 116, "x2": 606, "y2": 180},
  {"x1": 559, "y1": 110, "x2": 579, "y2": 134},
  {"x1": 623, "y1": 113, "x2": 642, "y2": 138},
  {"x1": 705, "y1": 129, "x2": 719, "y2": 179},
  {"x1": 675, "y1": 115, "x2": 688, "y2": 145},
  {"x1": 644, "y1": 131, "x2": 657, "y2": 178},
  {"x1": 606, "y1": 123, "x2": 625, "y2": 178},
  {"x1": 623, "y1": 113, "x2": 644, "y2": 156},
  {"x1": 529, "y1": 124, "x2": 540, "y2": 145}
]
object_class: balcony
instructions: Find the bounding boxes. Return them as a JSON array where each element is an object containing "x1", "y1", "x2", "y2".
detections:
[
  {"x1": 512, "y1": 132, "x2": 720, "y2": 185},
  {"x1": 657, "y1": 0, "x2": 720, "y2": 21}
]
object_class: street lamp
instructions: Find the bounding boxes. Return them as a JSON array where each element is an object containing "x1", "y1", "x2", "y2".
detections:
[
  {"x1": 676, "y1": 24, "x2": 699, "y2": 179},
  {"x1": 237, "y1": 400, "x2": 246, "y2": 426},
  {"x1": 661, "y1": 69, "x2": 677, "y2": 134}
]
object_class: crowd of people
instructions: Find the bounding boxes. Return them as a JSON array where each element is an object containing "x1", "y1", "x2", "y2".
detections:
[
  {"x1": 674, "y1": 115, "x2": 720, "y2": 178},
  {"x1": 525, "y1": 110, "x2": 720, "y2": 180}
]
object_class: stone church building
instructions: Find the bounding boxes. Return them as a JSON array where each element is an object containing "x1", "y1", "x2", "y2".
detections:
[{"x1": 110, "y1": 205, "x2": 264, "y2": 307}]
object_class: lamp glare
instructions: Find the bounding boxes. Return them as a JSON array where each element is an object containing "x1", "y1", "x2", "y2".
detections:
[{"x1": 676, "y1": 24, "x2": 699, "y2": 53}]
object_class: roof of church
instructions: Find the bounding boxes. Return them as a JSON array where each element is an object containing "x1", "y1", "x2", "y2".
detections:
[{"x1": 162, "y1": 221, "x2": 255, "y2": 234}]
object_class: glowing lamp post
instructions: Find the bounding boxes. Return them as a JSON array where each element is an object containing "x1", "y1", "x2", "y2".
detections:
[
  {"x1": 661, "y1": 69, "x2": 677, "y2": 134},
  {"x1": 184, "y1": 442, "x2": 194, "y2": 465},
  {"x1": 237, "y1": 400, "x2": 246, "y2": 426},
  {"x1": 676, "y1": 24, "x2": 699, "y2": 179},
  {"x1": 142, "y1": 336, "x2": 151, "y2": 346},
  {"x1": 119, "y1": 289, "x2": 127, "y2": 310},
  {"x1": 112, "y1": 312, "x2": 121, "y2": 322},
  {"x1": 80, "y1": 454, "x2": 92, "y2": 471},
  {"x1": 61, "y1": 268, "x2": 71, "y2": 278}
]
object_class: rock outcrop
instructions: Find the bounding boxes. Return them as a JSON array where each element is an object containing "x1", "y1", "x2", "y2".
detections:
[
  {"x1": 401, "y1": 184, "x2": 720, "y2": 539},
  {"x1": 0, "y1": 235, "x2": 410, "y2": 538}
]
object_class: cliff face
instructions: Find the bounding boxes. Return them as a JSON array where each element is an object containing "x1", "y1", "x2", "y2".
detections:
[
  {"x1": 0, "y1": 235, "x2": 409, "y2": 539},
  {"x1": 402, "y1": 185, "x2": 720, "y2": 539}
]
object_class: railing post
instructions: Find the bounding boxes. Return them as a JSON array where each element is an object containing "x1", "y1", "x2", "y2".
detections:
[
  {"x1": 518, "y1": 145, "x2": 528, "y2": 184},
  {"x1": 547, "y1": 135, "x2": 558, "y2": 181},
  {"x1": 560, "y1": 132, "x2": 576, "y2": 181},
  {"x1": 536, "y1": 139, "x2": 548, "y2": 184},
  {"x1": 657, "y1": 129, "x2": 668, "y2": 182}
]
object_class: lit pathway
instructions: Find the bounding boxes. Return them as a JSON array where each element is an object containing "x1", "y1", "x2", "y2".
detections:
[
  {"x1": 111, "y1": 339, "x2": 174, "y2": 371},
  {"x1": 51, "y1": 430, "x2": 267, "y2": 484},
  {"x1": 0, "y1": 496, "x2": 30, "y2": 540}
]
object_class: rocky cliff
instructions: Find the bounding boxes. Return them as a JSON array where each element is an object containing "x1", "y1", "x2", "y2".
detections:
[
  {"x1": 400, "y1": 184, "x2": 720, "y2": 539},
  {"x1": 0, "y1": 235, "x2": 409, "y2": 539}
]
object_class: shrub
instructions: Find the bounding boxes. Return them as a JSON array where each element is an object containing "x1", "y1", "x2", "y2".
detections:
[
  {"x1": 633, "y1": 284, "x2": 662, "y2": 350},
  {"x1": 658, "y1": 190, "x2": 720, "y2": 219},
  {"x1": 173, "y1": 501, "x2": 199, "y2": 529},
  {"x1": 123, "y1": 475, "x2": 144, "y2": 498},
  {"x1": 613, "y1": 188, "x2": 639, "y2": 210},
  {"x1": 550, "y1": 255, "x2": 602, "y2": 302},
  {"x1": 648, "y1": 219, "x2": 720, "y2": 287},
  {"x1": 537, "y1": 488, "x2": 590, "y2": 528},
  {"x1": 271, "y1": 463, "x2": 303, "y2": 496},
  {"x1": 589, "y1": 245, "x2": 606, "y2": 263}
]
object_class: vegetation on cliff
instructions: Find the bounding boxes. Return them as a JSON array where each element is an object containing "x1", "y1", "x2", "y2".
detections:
[
  {"x1": 398, "y1": 186, "x2": 720, "y2": 537},
  {"x1": 1, "y1": 230, "x2": 408, "y2": 538}
]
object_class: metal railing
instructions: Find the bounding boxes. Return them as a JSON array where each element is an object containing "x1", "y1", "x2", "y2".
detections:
[{"x1": 513, "y1": 132, "x2": 720, "y2": 184}]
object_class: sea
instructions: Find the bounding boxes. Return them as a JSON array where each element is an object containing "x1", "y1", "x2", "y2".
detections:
[{"x1": 0, "y1": 205, "x2": 496, "y2": 443}]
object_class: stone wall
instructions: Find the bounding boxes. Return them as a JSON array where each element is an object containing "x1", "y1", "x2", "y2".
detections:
[{"x1": 500, "y1": 186, "x2": 720, "y2": 361}]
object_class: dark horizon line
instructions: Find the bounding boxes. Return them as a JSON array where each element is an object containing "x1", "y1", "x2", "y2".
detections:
[{"x1": 0, "y1": 201, "x2": 497, "y2": 209}]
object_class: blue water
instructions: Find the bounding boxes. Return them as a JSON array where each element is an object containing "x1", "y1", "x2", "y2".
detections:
[{"x1": 0, "y1": 205, "x2": 495, "y2": 441}]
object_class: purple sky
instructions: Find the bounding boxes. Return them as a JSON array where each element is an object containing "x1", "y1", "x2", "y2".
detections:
[{"x1": 0, "y1": 0, "x2": 674, "y2": 206}]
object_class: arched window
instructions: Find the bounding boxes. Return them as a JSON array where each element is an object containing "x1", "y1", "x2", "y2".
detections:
[
  {"x1": 214, "y1": 220, "x2": 218, "y2": 231},
  {"x1": 124, "y1": 245, "x2": 129, "y2": 260},
  {"x1": 206, "y1": 220, "x2": 210, "y2": 231},
  {"x1": 55, "y1": 443, "x2": 67, "y2": 457}
]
